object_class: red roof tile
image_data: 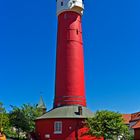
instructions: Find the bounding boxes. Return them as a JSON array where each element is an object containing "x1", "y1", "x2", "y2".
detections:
[
  {"x1": 132, "y1": 121, "x2": 140, "y2": 129},
  {"x1": 131, "y1": 112, "x2": 140, "y2": 121},
  {"x1": 122, "y1": 114, "x2": 131, "y2": 124}
]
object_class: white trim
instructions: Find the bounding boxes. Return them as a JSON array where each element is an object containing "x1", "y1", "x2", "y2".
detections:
[
  {"x1": 54, "y1": 121, "x2": 62, "y2": 134},
  {"x1": 54, "y1": 131, "x2": 62, "y2": 134}
]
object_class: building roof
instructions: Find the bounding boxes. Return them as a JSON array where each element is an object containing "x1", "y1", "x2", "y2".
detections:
[
  {"x1": 122, "y1": 114, "x2": 131, "y2": 124},
  {"x1": 36, "y1": 106, "x2": 94, "y2": 120},
  {"x1": 37, "y1": 96, "x2": 46, "y2": 109},
  {"x1": 132, "y1": 121, "x2": 140, "y2": 129},
  {"x1": 131, "y1": 112, "x2": 140, "y2": 121},
  {"x1": 122, "y1": 112, "x2": 140, "y2": 129}
]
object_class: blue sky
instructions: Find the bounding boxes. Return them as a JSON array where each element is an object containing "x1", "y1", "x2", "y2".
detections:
[{"x1": 0, "y1": 0, "x2": 140, "y2": 113}]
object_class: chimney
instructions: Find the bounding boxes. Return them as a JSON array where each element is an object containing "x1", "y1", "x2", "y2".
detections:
[{"x1": 78, "y1": 106, "x2": 83, "y2": 115}]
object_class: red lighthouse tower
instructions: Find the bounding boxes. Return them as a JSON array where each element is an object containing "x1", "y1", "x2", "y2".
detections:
[
  {"x1": 35, "y1": 1, "x2": 103, "y2": 140},
  {"x1": 54, "y1": 0, "x2": 86, "y2": 108}
]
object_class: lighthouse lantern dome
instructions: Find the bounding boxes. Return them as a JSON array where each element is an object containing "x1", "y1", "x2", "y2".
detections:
[{"x1": 56, "y1": 0, "x2": 84, "y2": 16}]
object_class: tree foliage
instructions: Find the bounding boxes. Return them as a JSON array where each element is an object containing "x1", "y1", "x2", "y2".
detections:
[
  {"x1": 9, "y1": 104, "x2": 42, "y2": 131},
  {"x1": 9, "y1": 106, "x2": 28, "y2": 138},
  {"x1": 9, "y1": 104, "x2": 42, "y2": 138},
  {"x1": 0, "y1": 102, "x2": 43, "y2": 139},
  {"x1": 0, "y1": 102, "x2": 10, "y2": 133},
  {"x1": 0, "y1": 102, "x2": 6, "y2": 129},
  {"x1": 86, "y1": 110, "x2": 131, "y2": 140},
  {"x1": 21, "y1": 104, "x2": 43, "y2": 132}
]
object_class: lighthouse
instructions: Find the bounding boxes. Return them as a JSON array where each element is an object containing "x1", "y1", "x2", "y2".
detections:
[
  {"x1": 54, "y1": 0, "x2": 86, "y2": 108},
  {"x1": 35, "y1": 1, "x2": 102, "y2": 140}
]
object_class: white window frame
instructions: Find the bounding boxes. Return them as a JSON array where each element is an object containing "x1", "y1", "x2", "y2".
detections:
[{"x1": 54, "y1": 121, "x2": 62, "y2": 134}]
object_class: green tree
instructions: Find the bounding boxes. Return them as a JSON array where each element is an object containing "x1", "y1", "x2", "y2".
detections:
[
  {"x1": 0, "y1": 102, "x2": 5, "y2": 130},
  {"x1": 0, "y1": 102, "x2": 10, "y2": 132},
  {"x1": 9, "y1": 106, "x2": 28, "y2": 139},
  {"x1": 21, "y1": 104, "x2": 42, "y2": 133},
  {"x1": 86, "y1": 110, "x2": 131, "y2": 140},
  {"x1": 9, "y1": 104, "x2": 42, "y2": 139},
  {"x1": 0, "y1": 102, "x2": 15, "y2": 138}
]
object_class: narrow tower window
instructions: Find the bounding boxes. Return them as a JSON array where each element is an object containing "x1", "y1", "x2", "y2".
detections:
[
  {"x1": 76, "y1": 29, "x2": 78, "y2": 35},
  {"x1": 54, "y1": 121, "x2": 62, "y2": 134},
  {"x1": 61, "y1": 2, "x2": 63, "y2": 6}
]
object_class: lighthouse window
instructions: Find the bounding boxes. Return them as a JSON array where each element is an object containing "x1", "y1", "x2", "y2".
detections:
[
  {"x1": 76, "y1": 29, "x2": 78, "y2": 35},
  {"x1": 54, "y1": 121, "x2": 62, "y2": 134},
  {"x1": 61, "y1": 2, "x2": 63, "y2": 6}
]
